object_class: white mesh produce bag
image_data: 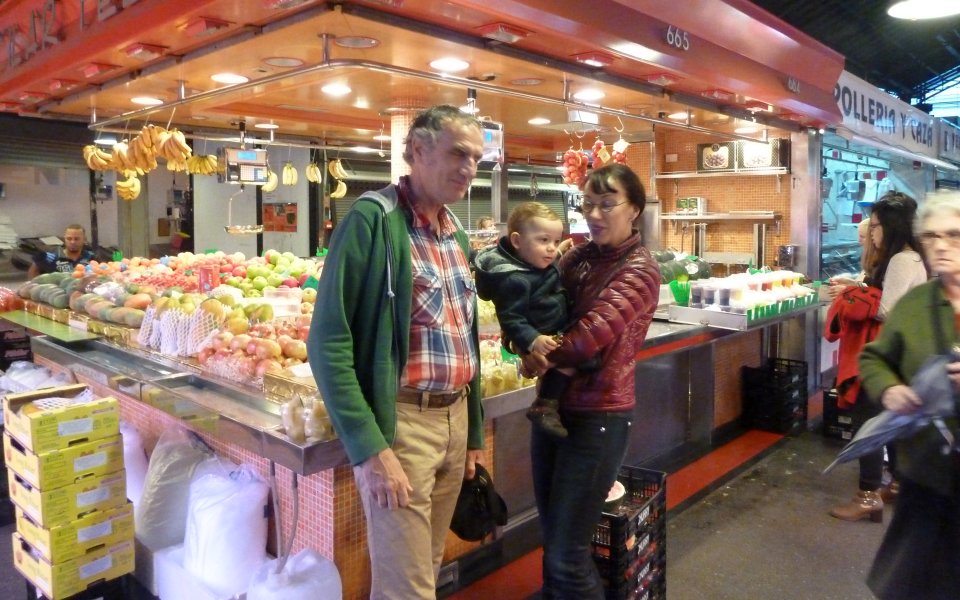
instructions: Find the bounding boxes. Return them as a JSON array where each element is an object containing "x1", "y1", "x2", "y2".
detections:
[{"x1": 183, "y1": 461, "x2": 269, "y2": 598}]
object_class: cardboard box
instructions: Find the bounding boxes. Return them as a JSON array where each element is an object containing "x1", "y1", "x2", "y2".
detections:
[
  {"x1": 5, "y1": 433, "x2": 124, "y2": 490},
  {"x1": 8, "y1": 469, "x2": 127, "y2": 528},
  {"x1": 3, "y1": 384, "x2": 119, "y2": 454},
  {"x1": 15, "y1": 503, "x2": 134, "y2": 563},
  {"x1": 0, "y1": 341, "x2": 32, "y2": 363},
  {"x1": 0, "y1": 320, "x2": 29, "y2": 343},
  {"x1": 12, "y1": 531, "x2": 134, "y2": 600}
]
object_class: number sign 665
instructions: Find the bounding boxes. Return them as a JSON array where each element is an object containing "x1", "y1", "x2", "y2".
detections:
[{"x1": 665, "y1": 26, "x2": 690, "y2": 51}]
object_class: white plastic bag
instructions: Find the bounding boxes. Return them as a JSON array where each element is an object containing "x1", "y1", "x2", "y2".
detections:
[
  {"x1": 247, "y1": 548, "x2": 342, "y2": 600},
  {"x1": 183, "y1": 461, "x2": 269, "y2": 598},
  {"x1": 120, "y1": 421, "x2": 149, "y2": 510},
  {"x1": 135, "y1": 428, "x2": 214, "y2": 549}
]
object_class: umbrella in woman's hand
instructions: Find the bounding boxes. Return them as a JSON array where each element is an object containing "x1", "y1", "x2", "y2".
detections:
[{"x1": 823, "y1": 354, "x2": 957, "y2": 474}]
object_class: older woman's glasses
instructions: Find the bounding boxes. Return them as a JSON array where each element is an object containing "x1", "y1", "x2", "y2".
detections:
[
  {"x1": 579, "y1": 200, "x2": 628, "y2": 214},
  {"x1": 918, "y1": 229, "x2": 960, "y2": 247}
]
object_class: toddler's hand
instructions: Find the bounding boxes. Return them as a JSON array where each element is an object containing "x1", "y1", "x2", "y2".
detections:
[{"x1": 531, "y1": 334, "x2": 560, "y2": 355}]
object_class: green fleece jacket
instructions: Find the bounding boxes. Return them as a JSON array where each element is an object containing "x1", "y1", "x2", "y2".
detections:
[
  {"x1": 307, "y1": 185, "x2": 484, "y2": 466},
  {"x1": 860, "y1": 279, "x2": 959, "y2": 497}
]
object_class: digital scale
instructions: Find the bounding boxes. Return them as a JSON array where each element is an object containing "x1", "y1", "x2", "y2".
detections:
[{"x1": 218, "y1": 148, "x2": 269, "y2": 184}]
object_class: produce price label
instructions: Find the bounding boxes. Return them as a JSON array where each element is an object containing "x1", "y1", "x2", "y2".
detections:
[
  {"x1": 77, "y1": 520, "x2": 113, "y2": 543},
  {"x1": 79, "y1": 555, "x2": 112, "y2": 580},
  {"x1": 73, "y1": 451, "x2": 108, "y2": 473},
  {"x1": 57, "y1": 418, "x2": 93, "y2": 437}
]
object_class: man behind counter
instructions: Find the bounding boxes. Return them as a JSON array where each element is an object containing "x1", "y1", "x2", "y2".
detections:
[{"x1": 27, "y1": 224, "x2": 96, "y2": 278}]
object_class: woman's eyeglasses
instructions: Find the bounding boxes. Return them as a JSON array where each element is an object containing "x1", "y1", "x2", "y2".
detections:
[
  {"x1": 579, "y1": 200, "x2": 628, "y2": 214},
  {"x1": 918, "y1": 229, "x2": 960, "y2": 247}
]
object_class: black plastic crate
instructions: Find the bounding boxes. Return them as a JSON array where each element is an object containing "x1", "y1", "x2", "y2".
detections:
[
  {"x1": 604, "y1": 542, "x2": 665, "y2": 600},
  {"x1": 593, "y1": 467, "x2": 666, "y2": 555},
  {"x1": 768, "y1": 358, "x2": 807, "y2": 387},
  {"x1": 822, "y1": 389, "x2": 855, "y2": 440}
]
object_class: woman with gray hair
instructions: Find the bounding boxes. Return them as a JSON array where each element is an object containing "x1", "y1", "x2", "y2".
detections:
[{"x1": 859, "y1": 191, "x2": 960, "y2": 599}]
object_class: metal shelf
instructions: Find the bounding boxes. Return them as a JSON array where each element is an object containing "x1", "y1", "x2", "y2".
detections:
[
  {"x1": 661, "y1": 212, "x2": 781, "y2": 222},
  {"x1": 655, "y1": 168, "x2": 789, "y2": 179}
]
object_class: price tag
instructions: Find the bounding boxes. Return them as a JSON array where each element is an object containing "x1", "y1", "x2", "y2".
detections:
[{"x1": 68, "y1": 317, "x2": 89, "y2": 331}]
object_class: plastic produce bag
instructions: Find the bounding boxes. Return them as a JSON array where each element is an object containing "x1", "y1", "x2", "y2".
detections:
[
  {"x1": 247, "y1": 548, "x2": 342, "y2": 600},
  {"x1": 135, "y1": 428, "x2": 214, "y2": 550},
  {"x1": 183, "y1": 461, "x2": 269, "y2": 598},
  {"x1": 0, "y1": 361, "x2": 73, "y2": 394},
  {"x1": 119, "y1": 421, "x2": 149, "y2": 510}
]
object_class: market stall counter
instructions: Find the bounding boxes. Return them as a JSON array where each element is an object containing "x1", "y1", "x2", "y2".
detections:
[{"x1": 13, "y1": 301, "x2": 814, "y2": 598}]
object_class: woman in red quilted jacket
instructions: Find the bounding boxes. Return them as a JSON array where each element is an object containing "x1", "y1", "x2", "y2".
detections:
[{"x1": 524, "y1": 164, "x2": 660, "y2": 599}]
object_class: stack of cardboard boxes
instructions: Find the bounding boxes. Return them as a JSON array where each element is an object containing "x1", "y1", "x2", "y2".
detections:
[
  {"x1": 3, "y1": 383, "x2": 134, "y2": 599},
  {"x1": 0, "y1": 321, "x2": 32, "y2": 371}
]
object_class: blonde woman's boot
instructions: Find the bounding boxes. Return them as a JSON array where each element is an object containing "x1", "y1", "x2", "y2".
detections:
[{"x1": 829, "y1": 490, "x2": 884, "y2": 523}]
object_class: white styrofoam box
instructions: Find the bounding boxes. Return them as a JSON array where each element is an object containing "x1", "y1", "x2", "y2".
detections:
[{"x1": 132, "y1": 536, "x2": 167, "y2": 597}]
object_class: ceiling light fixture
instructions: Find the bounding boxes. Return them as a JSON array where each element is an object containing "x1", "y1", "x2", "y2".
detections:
[
  {"x1": 211, "y1": 72, "x2": 249, "y2": 84},
  {"x1": 745, "y1": 100, "x2": 770, "y2": 112},
  {"x1": 888, "y1": 0, "x2": 960, "y2": 19},
  {"x1": 184, "y1": 16, "x2": 232, "y2": 38},
  {"x1": 321, "y1": 83, "x2": 352, "y2": 96},
  {"x1": 254, "y1": 122, "x2": 279, "y2": 130},
  {"x1": 263, "y1": 57, "x2": 304, "y2": 68},
  {"x1": 334, "y1": 35, "x2": 380, "y2": 49},
  {"x1": 131, "y1": 96, "x2": 164, "y2": 106},
  {"x1": 48, "y1": 79, "x2": 79, "y2": 92},
  {"x1": 528, "y1": 117, "x2": 551, "y2": 126},
  {"x1": 572, "y1": 52, "x2": 615, "y2": 68},
  {"x1": 373, "y1": 133, "x2": 391, "y2": 141},
  {"x1": 734, "y1": 125, "x2": 758, "y2": 134},
  {"x1": 476, "y1": 22, "x2": 531, "y2": 44},
  {"x1": 573, "y1": 88, "x2": 605, "y2": 102},
  {"x1": 19, "y1": 91, "x2": 49, "y2": 103},
  {"x1": 510, "y1": 77, "x2": 543, "y2": 86},
  {"x1": 429, "y1": 57, "x2": 470, "y2": 72},
  {"x1": 124, "y1": 43, "x2": 167, "y2": 61},
  {"x1": 702, "y1": 89, "x2": 734, "y2": 101},
  {"x1": 351, "y1": 146, "x2": 380, "y2": 154},
  {"x1": 667, "y1": 111, "x2": 690, "y2": 120},
  {"x1": 646, "y1": 72, "x2": 680, "y2": 86},
  {"x1": 81, "y1": 63, "x2": 118, "y2": 79}
]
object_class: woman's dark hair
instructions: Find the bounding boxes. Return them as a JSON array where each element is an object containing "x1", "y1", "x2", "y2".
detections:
[
  {"x1": 582, "y1": 164, "x2": 646, "y2": 215},
  {"x1": 866, "y1": 191, "x2": 923, "y2": 287}
]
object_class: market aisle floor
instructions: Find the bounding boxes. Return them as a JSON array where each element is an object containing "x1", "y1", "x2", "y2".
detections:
[
  {"x1": 448, "y1": 430, "x2": 888, "y2": 600},
  {"x1": 0, "y1": 430, "x2": 887, "y2": 599}
]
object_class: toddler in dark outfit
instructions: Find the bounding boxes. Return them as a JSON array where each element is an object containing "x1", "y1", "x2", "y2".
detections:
[{"x1": 474, "y1": 202, "x2": 588, "y2": 438}]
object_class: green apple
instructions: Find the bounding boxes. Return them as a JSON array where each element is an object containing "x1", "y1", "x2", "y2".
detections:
[
  {"x1": 252, "y1": 276, "x2": 269, "y2": 290},
  {"x1": 266, "y1": 273, "x2": 285, "y2": 288},
  {"x1": 225, "y1": 276, "x2": 242, "y2": 287}
]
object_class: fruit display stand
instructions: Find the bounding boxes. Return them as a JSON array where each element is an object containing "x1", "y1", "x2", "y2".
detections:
[{"x1": 19, "y1": 331, "x2": 521, "y2": 599}]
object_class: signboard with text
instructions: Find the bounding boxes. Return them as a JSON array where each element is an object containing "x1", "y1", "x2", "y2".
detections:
[
  {"x1": 937, "y1": 119, "x2": 960, "y2": 165},
  {"x1": 834, "y1": 71, "x2": 937, "y2": 159}
]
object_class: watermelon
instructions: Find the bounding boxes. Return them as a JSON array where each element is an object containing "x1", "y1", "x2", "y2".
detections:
[{"x1": 652, "y1": 249, "x2": 675, "y2": 263}]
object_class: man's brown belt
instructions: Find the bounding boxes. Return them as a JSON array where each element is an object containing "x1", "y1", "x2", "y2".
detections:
[{"x1": 396, "y1": 387, "x2": 466, "y2": 409}]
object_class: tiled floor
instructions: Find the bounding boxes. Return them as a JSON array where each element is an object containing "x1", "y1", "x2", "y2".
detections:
[{"x1": 447, "y1": 429, "x2": 785, "y2": 600}]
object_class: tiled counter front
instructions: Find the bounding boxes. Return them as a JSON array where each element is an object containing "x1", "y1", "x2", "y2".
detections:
[{"x1": 32, "y1": 353, "x2": 499, "y2": 599}]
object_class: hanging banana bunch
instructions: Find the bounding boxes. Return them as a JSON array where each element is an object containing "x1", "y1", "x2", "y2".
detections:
[
  {"x1": 261, "y1": 166, "x2": 279, "y2": 193},
  {"x1": 327, "y1": 159, "x2": 348, "y2": 199},
  {"x1": 116, "y1": 171, "x2": 141, "y2": 201},
  {"x1": 305, "y1": 162, "x2": 322, "y2": 183},
  {"x1": 281, "y1": 162, "x2": 298, "y2": 186}
]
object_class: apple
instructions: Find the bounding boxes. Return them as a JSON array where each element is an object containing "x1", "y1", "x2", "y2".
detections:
[
  {"x1": 225, "y1": 276, "x2": 242, "y2": 287},
  {"x1": 225, "y1": 317, "x2": 250, "y2": 335},
  {"x1": 282, "y1": 277, "x2": 299, "y2": 288},
  {"x1": 301, "y1": 288, "x2": 317, "y2": 303},
  {"x1": 266, "y1": 273, "x2": 285, "y2": 288},
  {"x1": 251, "y1": 276, "x2": 269, "y2": 291},
  {"x1": 232, "y1": 265, "x2": 247, "y2": 278}
]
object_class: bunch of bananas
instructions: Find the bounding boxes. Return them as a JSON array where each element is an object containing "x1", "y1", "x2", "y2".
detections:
[
  {"x1": 186, "y1": 154, "x2": 219, "y2": 175},
  {"x1": 281, "y1": 162, "x2": 298, "y2": 186},
  {"x1": 116, "y1": 171, "x2": 141, "y2": 201},
  {"x1": 155, "y1": 128, "x2": 193, "y2": 163},
  {"x1": 166, "y1": 159, "x2": 188, "y2": 172},
  {"x1": 261, "y1": 167, "x2": 279, "y2": 193},
  {"x1": 305, "y1": 162, "x2": 322, "y2": 184},
  {"x1": 82, "y1": 145, "x2": 114, "y2": 171},
  {"x1": 327, "y1": 159, "x2": 348, "y2": 179},
  {"x1": 330, "y1": 179, "x2": 348, "y2": 199},
  {"x1": 328, "y1": 159, "x2": 348, "y2": 199}
]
